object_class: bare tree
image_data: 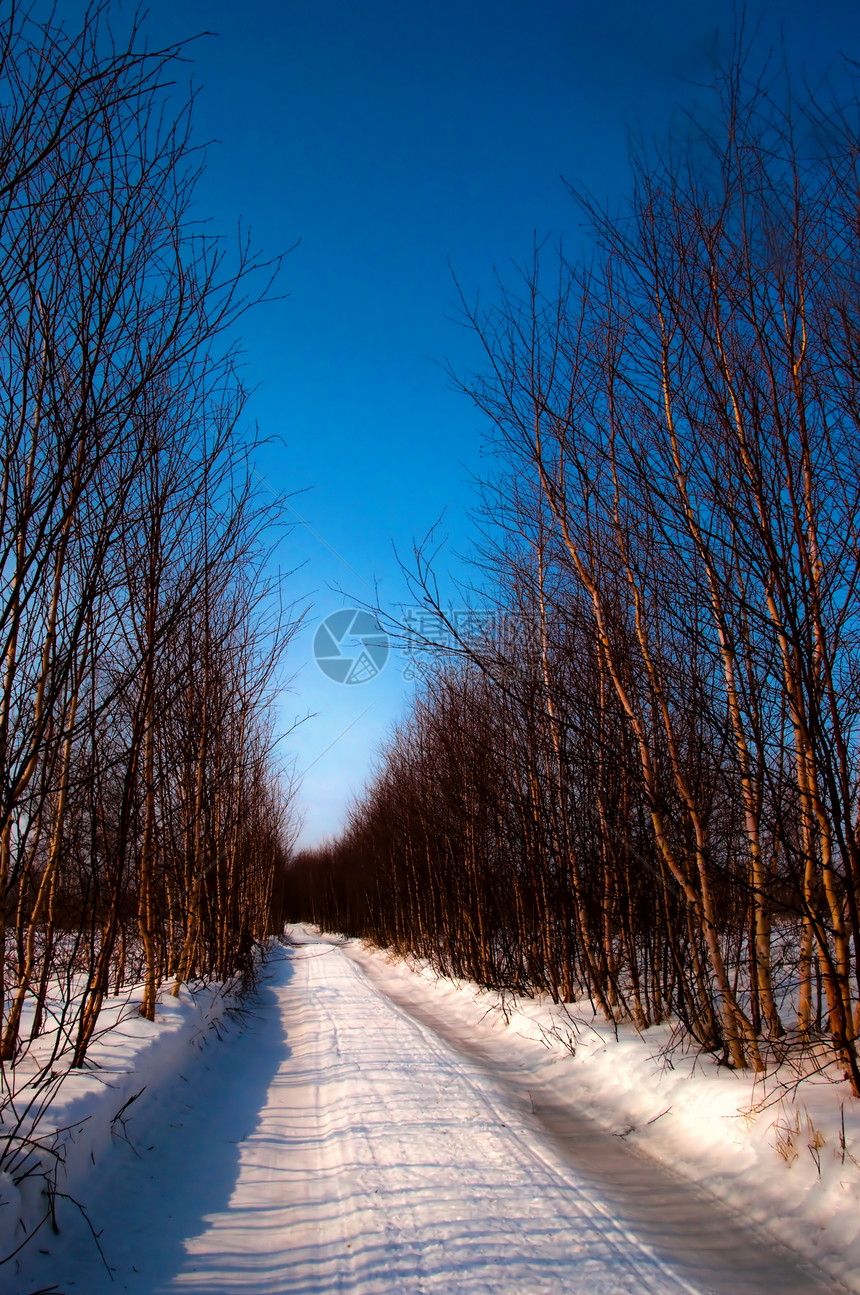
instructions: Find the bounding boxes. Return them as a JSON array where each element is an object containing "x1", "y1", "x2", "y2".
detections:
[{"x1": 286, "y1": 50, "x2": 860, "y2": 1094}]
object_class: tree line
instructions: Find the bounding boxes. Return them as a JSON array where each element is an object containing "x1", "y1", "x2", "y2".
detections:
[
  {"x1": 287, "y1": 52, "x2": 860, "y2": 1095},
  {"x1": 0, "y1": 0, "x2": 298, "y2": 1106}
]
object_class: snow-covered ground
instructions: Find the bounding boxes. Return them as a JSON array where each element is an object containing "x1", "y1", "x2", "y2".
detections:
[
  {"x1": 0, "y1": 973, "x2": 246, "y2": 1282},
  {"x1": 346, "y1": 934, "x2": 860, "y2": 1293},
  {"x1": 6, "y1": 927, "x2": 853, "y2": 1293}
]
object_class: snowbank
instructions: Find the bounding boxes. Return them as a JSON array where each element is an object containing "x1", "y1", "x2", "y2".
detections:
[{"x1": 0, "y1": 971, "x2": 246, "y2": 1268}]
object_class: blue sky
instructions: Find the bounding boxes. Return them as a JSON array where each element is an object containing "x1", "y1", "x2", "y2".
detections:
[{"x1": 134, "y1": 0, "x2": 857, "y2": 846}]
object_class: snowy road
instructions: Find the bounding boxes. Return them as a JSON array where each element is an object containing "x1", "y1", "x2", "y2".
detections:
[{"x1": 21, "y1": 931, "x2": 835, "y2": 1294}]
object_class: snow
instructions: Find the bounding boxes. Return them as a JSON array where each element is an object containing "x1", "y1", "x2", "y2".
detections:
[
  {"x1": 0, "y1": 974, "x2": 241, "y2": 1274},
  {"x1": 346, "y1": 934, "x2": 860, "y2": 1294},
  {"x1": 5, "y1": 927, "x2": 852, "y2": 1293}
]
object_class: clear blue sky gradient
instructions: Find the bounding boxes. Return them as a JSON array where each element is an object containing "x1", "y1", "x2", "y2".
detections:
[{"x1": 132, "y1": 0, "x2": 857, "y2": 845}]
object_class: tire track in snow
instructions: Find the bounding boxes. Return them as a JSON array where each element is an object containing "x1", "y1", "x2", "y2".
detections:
[
  {"x1": 345, "y1": 936, "x2": 837, "y2": 1295},
  {"x1": 271, "y1": 934, "x2": 699, "y2": 1293},
  {"x1": 343, "y1": 945, "x2": 693, "y2": 1295}
]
